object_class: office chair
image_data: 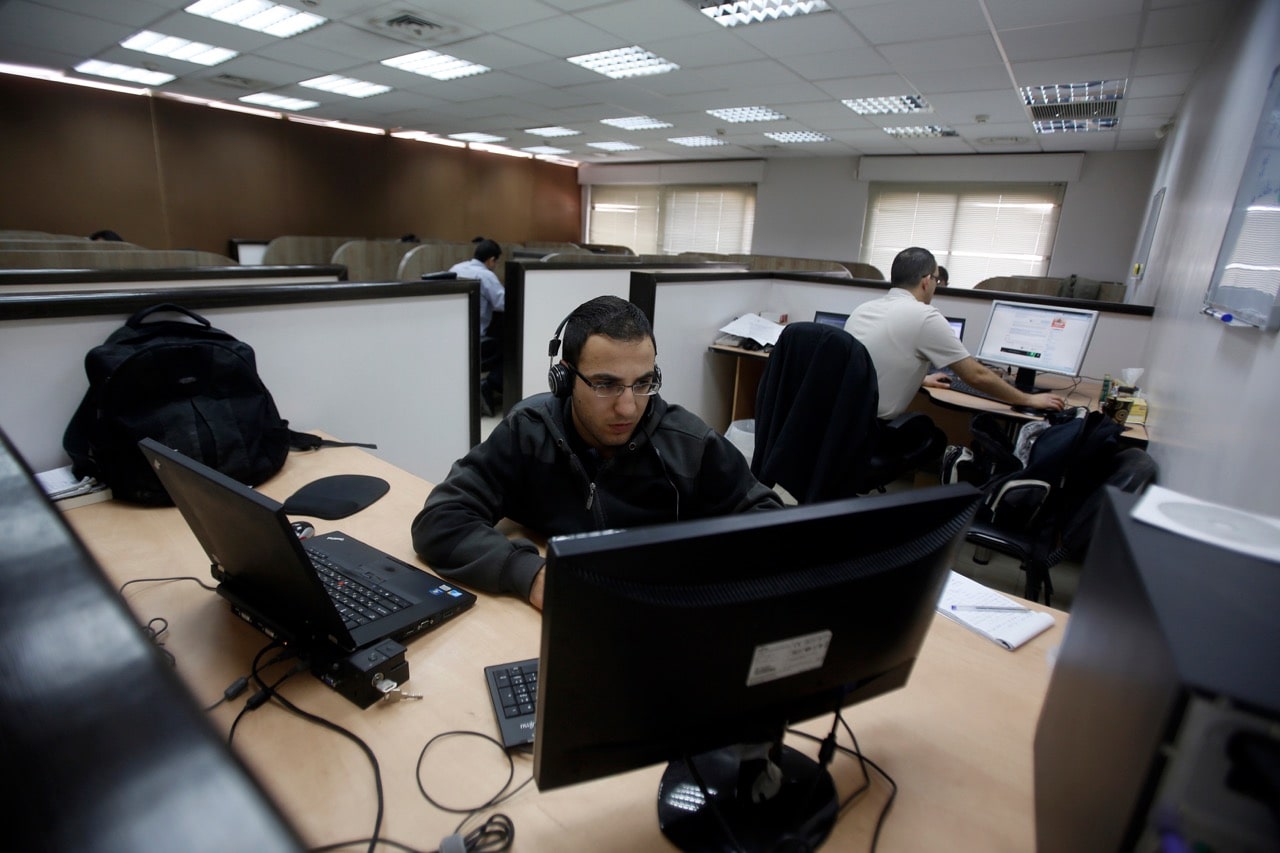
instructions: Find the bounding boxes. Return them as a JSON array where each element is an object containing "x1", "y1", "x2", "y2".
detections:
[
  {"x1": 750, "y1": 322, "x2": 943, "y2": 503},
  {"x1": 967, "y1": 446, "x2": 1157, "y2": 605}
]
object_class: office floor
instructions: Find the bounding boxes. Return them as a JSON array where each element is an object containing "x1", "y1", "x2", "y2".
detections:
[{"x1": 479, "y1": 414, "x2": 1080, "y2": 611}]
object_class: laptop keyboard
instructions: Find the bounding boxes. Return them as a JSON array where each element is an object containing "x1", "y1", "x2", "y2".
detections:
[
  {"x1": 307, "y1": 546, "x2": 411, "y2": 628},
  {"x1": 485, "y1": 658, "x2": 539, "y2": 748}
]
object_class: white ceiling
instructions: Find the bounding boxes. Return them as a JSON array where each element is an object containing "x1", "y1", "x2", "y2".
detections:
[{"x1": 0, "y1": 0, "x2": 1238, "y2": 163}]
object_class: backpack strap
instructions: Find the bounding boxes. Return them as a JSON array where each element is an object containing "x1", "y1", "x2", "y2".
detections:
[{"x1": 287, "y1": 430, "x2": 377, "y2": 452}]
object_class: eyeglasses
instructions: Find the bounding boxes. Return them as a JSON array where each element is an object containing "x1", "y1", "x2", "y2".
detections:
[{"x1": 566, "y1": 363, "x2": 661, "y2": 398}]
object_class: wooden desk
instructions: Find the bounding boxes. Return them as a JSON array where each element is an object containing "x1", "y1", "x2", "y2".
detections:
[
  {"x1": 710, "y1": 342, "x2": 769, "y2": 423},
  {"x1": 64, "y1": 443, "x2": 1063, "y2": 851}
]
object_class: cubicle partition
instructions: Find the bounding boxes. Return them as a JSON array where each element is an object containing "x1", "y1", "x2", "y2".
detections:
[
  {"x1": 502, "y1": 259, "x2": 746, "y2": 410},
  {"x1": 630, "y1": 271, "x2": 1155, "y2": 432},
  {"x1": 0, "y1": 280, "x2": 480, "y2": 485},
  {"x1": 0, "y1": 265, "x2": 348, "y2": 293}
]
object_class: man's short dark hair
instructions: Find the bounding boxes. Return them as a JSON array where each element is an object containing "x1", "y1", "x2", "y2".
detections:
[
  {"x1": 936, "y1": 265, "x2": 949, "y2": 285},
  {"x1": 473, "y1": 238, "x2": 502, "y2": 263},
  {"x1": 890, "y1": 246, "x2": 937, "y2": 287},
  {"x1": 563, "y1": 296, "x2": 655, "y2": 365}
]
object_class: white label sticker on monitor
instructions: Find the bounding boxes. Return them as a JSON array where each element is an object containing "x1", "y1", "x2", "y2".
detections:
[{"x1": 746, "y1": 630, "x2": 832, "y2": 687}]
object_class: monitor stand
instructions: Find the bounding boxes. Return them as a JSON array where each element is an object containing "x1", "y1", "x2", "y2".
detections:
[
  {"x1": 657, "y1": 740, "x2": 837, "y2": 852},
  {"x1": 1013, "y1": 366, "x2": 1047, "y2": 395}
]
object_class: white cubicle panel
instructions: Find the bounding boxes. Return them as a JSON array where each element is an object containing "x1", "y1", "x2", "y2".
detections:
[
  {"x1": 638, "y1": 272, "x2": 1153, "y2": 432},
  {"x1": 0, "y1": 287, "x2": 473, "y2": 485},
  {"x1": 0, "y1": 272, "x2": 345, "y2": 292}
]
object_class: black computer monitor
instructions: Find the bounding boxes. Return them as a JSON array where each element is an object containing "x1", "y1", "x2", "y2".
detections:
[
  {"x1": 533, "y1": 484, "x2": 980, "y2": 851},
  {"x1": 974, "y1": 300, "x2": 1099, "y2": 392},
  {"x1": 946, "y1": 315, "x2": 966, "y2": 342}
]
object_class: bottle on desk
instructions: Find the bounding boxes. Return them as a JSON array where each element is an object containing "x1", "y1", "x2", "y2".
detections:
[{"x1": 1099, "y1": 373, "x2": 1113, "y2": 402}]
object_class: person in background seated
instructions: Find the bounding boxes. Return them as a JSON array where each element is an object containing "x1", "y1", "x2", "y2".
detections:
[
  {"x1": 935, "y1": 265, "x2": 949, "y2": 286},
  {"x1": 412, "y1": 295, "x2": 782, "y2": 609},
  {"x1": 450, "y1": 237, "x2": 505, "y2": 413},
  {"x1": 89, "y1": 229, "x2": 124, "y2": 242},
  {"x1": 846, "y1": 246, "x2": 1065, "y2": 417}
]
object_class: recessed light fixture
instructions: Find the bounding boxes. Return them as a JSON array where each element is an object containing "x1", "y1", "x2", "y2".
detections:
[
  {"x1": 1021, "y1": 80, "x2": 1126, "y2": 106},
  {"x1": 883, "y1": 125, "x2": 958, "y2": 138},
  {"x1": 382, "y1": 50, "x2": 490, "y2": 80},
  {"x1": 300, "y1": 75, "x2": 391, "y2": 98},
  {"x1": 587, "y1": 141, "x2": 644, "y2": 151},
  {"x1": 601, "y1": 116, "x2": 673, "y2": 130},
  {"x1": 568, "y1": 46, "x2": 678, "y2": 79},
  {"x1": 449, "y1": 132, "x2": 506, "y2": 143},
  {"x1": 391, "y1": 130, "x2": 467, "y2": 148},
  {"x1": 184, "y1": 1, "x2": 326, "y2": 38},
  {"x1": 526, "y1": 126, "x2": 580, "y2": 137},
  {"x1": 239, "y1": 92, "x2": 319, "y2": 111},
  {"x1": 121, "y1": 31, "x2": 238, "y2": 66},
  {"x1": 707, "y1": 106, "x2": 786, "y2": 123},
  {"x1": 694, "y1": 0, "x2": 832, "y2": 27},
  {"x1": 74, "y1": 60, "x2": 175, "y2": 86},
  {"x1": 764, "y1": 131, "x2": 830, "y2": 143},
  {"x1": 669, "y1": 135, "x2": 727, "y2": 147},
  {"x1": 1033, "y1": 118, "x2": 1118, "y2": 133},
  {"x1": 523, "y1": 145, "x2": 572, "y2": 155},
  {"x1": 842, "y1": 94, "x2": 930, "y2": 115}
]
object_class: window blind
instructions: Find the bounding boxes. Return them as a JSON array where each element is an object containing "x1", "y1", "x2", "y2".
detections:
[
  {"x1": 862, "y1": 182, "x2": 1065, "y2": 286},
  {"x1": 587, "y1": 184, "x2": 755, "y2": 255}
]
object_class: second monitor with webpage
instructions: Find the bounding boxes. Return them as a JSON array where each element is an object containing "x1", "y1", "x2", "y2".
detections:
[{"x1": 975, "y1": 300, "x2": 1099, "y2": 392}]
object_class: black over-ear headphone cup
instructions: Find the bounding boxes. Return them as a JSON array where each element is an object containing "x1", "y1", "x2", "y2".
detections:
[{"x1": 549, "y1": 363, "x2": 573, "y2": 398}]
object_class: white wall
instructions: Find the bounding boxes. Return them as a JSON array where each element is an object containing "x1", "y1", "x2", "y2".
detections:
[
  {"x1": 1049, "y1": 150, "x2": 1158, "y2": 283},
  {"x1": 1132, "y1": 0, "x2": 1280, "y2": 515}
]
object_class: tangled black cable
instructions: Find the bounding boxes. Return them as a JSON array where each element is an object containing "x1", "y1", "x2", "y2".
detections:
[{"x1": 415, "y1": 731, "x2": 529, "y2": 851}]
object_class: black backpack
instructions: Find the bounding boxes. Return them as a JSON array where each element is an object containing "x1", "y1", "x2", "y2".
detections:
[{"x1": 63, "y1": 304, "x2": 332, "y2": 505}]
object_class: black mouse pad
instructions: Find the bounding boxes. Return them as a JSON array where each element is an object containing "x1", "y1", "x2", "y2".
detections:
[{"x1": 281, "y1": 475, "x2": 389, "y2": 520}]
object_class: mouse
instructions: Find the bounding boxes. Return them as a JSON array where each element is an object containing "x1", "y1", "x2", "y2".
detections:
[{"x1": 291, "y1": 520, "x2": 316, "y2": 540}]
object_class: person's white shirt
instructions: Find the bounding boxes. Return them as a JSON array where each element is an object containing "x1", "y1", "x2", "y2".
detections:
[
  {"x1": 845, "y1": 289, "x2": 969, "y2": 419},
  {"x1": 449, "y1": 257, "x2": 504, "y2": 335}
]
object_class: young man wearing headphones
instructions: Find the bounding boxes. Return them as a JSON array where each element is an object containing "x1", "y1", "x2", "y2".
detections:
[{"x1": 411, "y1": 295, "x2": 782, "y2": 609}]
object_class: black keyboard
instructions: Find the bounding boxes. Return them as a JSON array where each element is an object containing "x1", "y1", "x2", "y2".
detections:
[
  {"x1": 307, "y1": 547, "x2": 411, "y2": 629},
  {"x1": 942, "y1": 376, "x2": 1003, "y2": 403},
  {"x1": 484, "y1": 658, "x2": 539, "y2": 748}
]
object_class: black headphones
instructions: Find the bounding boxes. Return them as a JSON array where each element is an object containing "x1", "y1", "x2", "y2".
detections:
[
  {"x1": 547, "y1": 313, "x2": 575, "y2": 398},
  {"x1": 546, "y1": 311, "x2": 663, "y2": 398}
]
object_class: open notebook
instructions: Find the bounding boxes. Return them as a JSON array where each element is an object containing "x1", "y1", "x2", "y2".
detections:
[{"x1": 935, "y1": 571, "x2": 1056, "y2": 650}]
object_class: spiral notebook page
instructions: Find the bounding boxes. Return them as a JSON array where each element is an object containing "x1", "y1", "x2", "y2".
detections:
[{"x1": 935, "y1": 571, "x2": 1056, "y2": 650}]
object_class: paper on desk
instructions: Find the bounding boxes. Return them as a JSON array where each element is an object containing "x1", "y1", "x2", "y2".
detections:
[
  {"x1": 35, "y1": 464, "x2": 104, "y2": 499},
  {"x1": 719, "y1": 313, "x2": 785, "y2": 346},
  {"x1": 936, "y1": 571, "x2": 1056, "y2": 651},
  {"x1": 1131, "y1": 485, "x2": 1280, "y2": 563}
]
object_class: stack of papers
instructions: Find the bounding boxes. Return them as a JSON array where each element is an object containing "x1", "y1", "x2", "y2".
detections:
[
  {"x1": 35, "y1": 465, "x2": 112, "y2": 509},
  {"x1": 935, "y1": 571, "x2": 1056, "y2": 651},
  {"x1": 718, "y1": 313, "x2": 785, "y2": 347}
]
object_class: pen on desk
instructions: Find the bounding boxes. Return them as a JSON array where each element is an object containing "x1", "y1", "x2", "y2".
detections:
[{"x1": 951, "y1": 604, "x2": 1031, "y2": 613}]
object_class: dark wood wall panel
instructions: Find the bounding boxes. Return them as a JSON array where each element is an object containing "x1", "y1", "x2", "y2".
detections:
[{"x1": 0, "y1": 75, "x2": 581, "y2": 253}]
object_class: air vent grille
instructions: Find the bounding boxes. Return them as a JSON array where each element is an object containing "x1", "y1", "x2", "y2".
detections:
[
  {"x1": 210, "y1": 73, "x2": 264, "y2": 90},
  {"x1": 1029, "y1": 101, "x2": 1119, "y2": 120}
]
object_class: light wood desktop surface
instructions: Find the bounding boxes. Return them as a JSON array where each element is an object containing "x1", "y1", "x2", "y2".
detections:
[{"x1": 64, "y1": 441, "x2": 1064, "y2": 851}]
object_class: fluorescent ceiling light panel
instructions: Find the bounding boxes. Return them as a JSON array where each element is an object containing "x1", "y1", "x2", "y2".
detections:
[
  {"x1": 449, "y1": 132, "x2": 505, "y2": 143},
  {"x1": 707, "y1": 106, "x2": 786, "y2": 122},
  {"x1": 695, "y1": 0, "x2": 832, "y2": 27},
  {"x1": 300, "y1": 75, "x2": 391, "y2": 98},
  {"x1": 121, "y1": 31, "x2": 237, "y2": 66},
  {"x1": 883, "y1": 125, "x2": 958, "y2": 138},
  {"x1": 764, "y1": 131, "x2": 830, "y2": 143},
  {"x1": 526, "y1": 126, "x2": 580, "y2": 137},
  {"x1": 669, "y1": 135, "x2": 727, "y2": 147},
  {"x1": 391, "y1": 130, "x2": 467, "y2": 148},
  {"x1": 842, "y1": 94, "x2": 930, "y2": 115},
  {"x1": 588, "y1": 141, "x2": 643, "y2": 151},
  {"x1": 75, "y1": 60, "x2": 175, "y2": 86},
  {"x1": 568, "y1": 46, "x2": 678, "y2": 79},
  {"x1": 240, "y1": 92, "x2": 318, "y2": 110},
  {"x1": 184, "y1": 1, "x2": 325, "y2": 37},
  {"x1": 601, "y1": 116, "x2": 673, "y2": 130},
  {"x1": 1021, "y1": 80, "x2": 1126, "y2": 106},
  {"x1": 1032, "y1": 118, "x2": 1118, "y2": 133},
  {"x1": 523, "y1": 145, "x2": 572, "y2": 155},
  {"x1": 382, "y1": 50, "x2": 489, "y2": 80}
]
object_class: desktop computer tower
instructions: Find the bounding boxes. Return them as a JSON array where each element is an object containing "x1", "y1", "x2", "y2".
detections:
[{"x1": 1033, "y1": 488, "x2": 1280, "y2": 852}]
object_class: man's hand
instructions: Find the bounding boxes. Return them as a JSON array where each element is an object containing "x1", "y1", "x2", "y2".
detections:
[
  {"x1": 529, "y1": 567, "x2": 546, "y2": 610},
  {"x1": 923, "y1": 372, "x2": 953, "y2": 389},
  {"x1": 1026, "y1": 392, "x2": 1067, "y2": 412}
]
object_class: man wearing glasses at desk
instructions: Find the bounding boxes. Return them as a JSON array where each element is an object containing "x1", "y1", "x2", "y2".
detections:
[{"x1": 412, "y1": 295, "x2": 782, "y2": 609}]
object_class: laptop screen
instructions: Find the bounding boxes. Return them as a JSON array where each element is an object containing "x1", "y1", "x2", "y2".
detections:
[
  {"x1": 947, "y1": 316, "x2": 966, "y2": 342},
  {"x1": 813, "y1": 310, "x2": 849, "y2": 328}
]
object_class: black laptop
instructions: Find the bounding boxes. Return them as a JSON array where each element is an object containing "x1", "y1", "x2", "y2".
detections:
[{"x1": 139, "y1": 439, "x2": 475, "y2": 653}]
